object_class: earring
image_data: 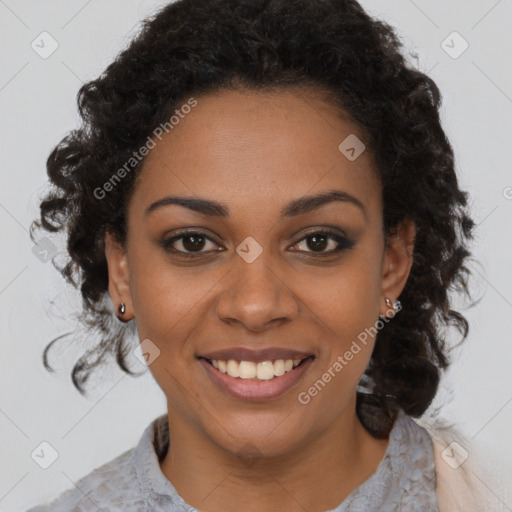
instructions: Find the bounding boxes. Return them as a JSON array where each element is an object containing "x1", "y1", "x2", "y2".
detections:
[
  {"x1": 118, "y1": 302, "x2": 126, "y2": 316},
  {"x1": 379, "y1": 297, "x2": 401, "y2": 320}
]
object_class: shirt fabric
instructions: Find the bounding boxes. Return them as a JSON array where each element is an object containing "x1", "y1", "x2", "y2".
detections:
[{"x1": 27, "y1": 409, "x2": 440, "y2": 512}]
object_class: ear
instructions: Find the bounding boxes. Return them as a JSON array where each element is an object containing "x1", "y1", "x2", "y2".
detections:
[
  {"x1": 104, "y1": 230, "x2": 134, "y2": 321},
  {"x1": 379, "y1": 217, "x2": 416, "y2": 318}
]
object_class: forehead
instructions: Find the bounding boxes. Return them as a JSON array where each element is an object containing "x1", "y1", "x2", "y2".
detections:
[{"x1": 130, "y1": 87, "x2": 381, "y2": 221}]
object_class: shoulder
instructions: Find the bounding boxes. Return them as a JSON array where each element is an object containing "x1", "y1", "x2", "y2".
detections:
[
  {"x1": 26, "y1": 447, "x2": 143, "y2": 512},
  {"x1": 25, "y1": 414, "x2": 172, "y2": 512},
  {"x1": 413, "y1": 413, "x2": 511, "y2": 512}
]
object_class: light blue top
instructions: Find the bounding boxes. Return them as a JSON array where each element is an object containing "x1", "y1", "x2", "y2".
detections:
[{"x1": 27, "y1": 409, "x2": 439, "y2": 511}]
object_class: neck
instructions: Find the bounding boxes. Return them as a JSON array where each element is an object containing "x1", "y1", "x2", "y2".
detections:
[{"x1": 159, "y1": 397, "x2": 390, "y2": 512}]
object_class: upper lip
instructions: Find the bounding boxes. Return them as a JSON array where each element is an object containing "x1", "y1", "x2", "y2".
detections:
[{"x1": 198, "y1": 347, "x2": 315, "y2": 363}]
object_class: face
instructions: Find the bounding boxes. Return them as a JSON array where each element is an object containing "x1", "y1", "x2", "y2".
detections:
[{"x1": 105, "y1": 87, "x2": 415, "y2": 458}]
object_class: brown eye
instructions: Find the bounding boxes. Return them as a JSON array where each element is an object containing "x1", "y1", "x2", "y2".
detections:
[
  {"x1": 292, "y1": 231, "x2": 354, "y2": 255},
  {"x1": 161, "y1": 231, "x2": 221, "y2": 257}
]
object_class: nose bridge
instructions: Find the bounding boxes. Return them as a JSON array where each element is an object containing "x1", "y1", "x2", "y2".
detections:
[
  {"x1": 236, "y1": 245, "x2": 280, "y2": 298},
  {"x1": 215, "y1": 241, "x2": 299, "y2": 330}
]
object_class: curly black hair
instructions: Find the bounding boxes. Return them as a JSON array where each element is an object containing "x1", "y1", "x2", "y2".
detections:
[{"x1": 31, "y1": 0, "x2": 477, "y2": 439}]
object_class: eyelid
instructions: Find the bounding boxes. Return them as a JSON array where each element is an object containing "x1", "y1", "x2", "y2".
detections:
[
  {"x1": 288, "y1": 229, "x2": 353, "y2": 255},
  {"x1": 290, "y1": 226, "x2": 348, "y2": 243}
]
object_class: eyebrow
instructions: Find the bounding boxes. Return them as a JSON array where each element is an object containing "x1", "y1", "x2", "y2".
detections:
[{"x1": 144, "y1": 189, "x2": 366, "y2": 220}]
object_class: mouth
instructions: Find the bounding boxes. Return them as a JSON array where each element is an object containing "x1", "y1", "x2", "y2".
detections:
[
  {"x1": 198, "y1": 355, "x2": 315, "y2": 380},
  {"x1": 197, "y1": 352, "x2": 316, "y2": 401}
]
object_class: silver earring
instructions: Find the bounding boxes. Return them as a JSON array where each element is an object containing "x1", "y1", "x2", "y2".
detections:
[
  {"x1": 118, "y1": 302, "x2": 126, "y2": 316},
  {"x1": 379, "y1": 297, "x2": 401, "y2": 320}
]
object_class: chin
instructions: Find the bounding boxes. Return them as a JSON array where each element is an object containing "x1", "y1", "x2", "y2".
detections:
[{"x1": 205, "y1": 413, "x2": 312, "y2": 460}]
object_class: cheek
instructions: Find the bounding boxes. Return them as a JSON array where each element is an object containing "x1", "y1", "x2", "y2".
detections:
[
  {"x1": 128, "y1": 259, "x2": 208, "y2": 401},
  {"x1": 127, "y1": 246, "x2": 202, "y2": 353},
  {"x1": 292, "y1": 251, "x2": 383, "y2": 411},
  {"x1": 305, "y1": 245, "x2": 383, "y2": 339},
  {"x1": 131, "y1": 276, "x2": 206, "y2": 350}
]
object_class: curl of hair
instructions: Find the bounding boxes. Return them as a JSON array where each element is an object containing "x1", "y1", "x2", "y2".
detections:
[{"x1": 31, "y1": 0, "x2": 477, "y2": 438}]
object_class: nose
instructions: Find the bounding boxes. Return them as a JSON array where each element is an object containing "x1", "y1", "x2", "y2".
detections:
[{"x1": 215, "y1": 252, "x2": 299, "y2": 333}]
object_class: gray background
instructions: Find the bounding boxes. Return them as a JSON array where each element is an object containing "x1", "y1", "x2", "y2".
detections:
[{"x1": 1, "y1": 1, "x2": 511, "y2": 510}]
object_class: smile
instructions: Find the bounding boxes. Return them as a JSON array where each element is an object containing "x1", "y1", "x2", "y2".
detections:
[{"x1": 198, "y1": 356, "x2": 315, "y2": 401}]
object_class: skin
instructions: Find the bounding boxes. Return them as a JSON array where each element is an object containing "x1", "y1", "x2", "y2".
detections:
[{"x1": 105, "y1": 86, "x2": 416, "y2": 512}]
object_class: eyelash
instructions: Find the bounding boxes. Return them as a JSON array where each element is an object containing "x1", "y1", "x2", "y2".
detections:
[{"x1": 161, "y1": 229, "x2": 354, "y2": 259}]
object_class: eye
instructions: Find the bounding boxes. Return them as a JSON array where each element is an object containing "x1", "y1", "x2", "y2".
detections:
[
  {"x1": 161, "y1": 229, "x2": 354, "y2": 259},
  {"x1": 161, "y1": 231, "x2": 222, "y2": 257},
  {"x1": 291, "y1": 230, "x2": 354, "y2": 255}
]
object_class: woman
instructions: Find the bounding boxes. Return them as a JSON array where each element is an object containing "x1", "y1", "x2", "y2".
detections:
[{"x1": 27, "y1": 0, "x2": 504, "y2": 510}]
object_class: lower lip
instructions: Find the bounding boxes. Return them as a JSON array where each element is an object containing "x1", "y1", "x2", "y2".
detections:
[{"x1": 198, "y1": 357, "x2": 315, "y2": 401}]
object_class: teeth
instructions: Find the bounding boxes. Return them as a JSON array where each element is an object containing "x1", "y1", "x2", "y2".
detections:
[
  {"x1": 209, "y1": 358, "x2": 307, "y2": 380},
  {"x1": 227, "y1": 359, "x2": 240, "y2": 377},
  {"x1": 274, "y1": 359, "x2": 285, "y2": 376},
  {"x1": 238, "y1": 360, "x2": 255, "y2": 379},
  {"x1": 256, "y1": 361, "x2": 274, "y2": 380}
]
